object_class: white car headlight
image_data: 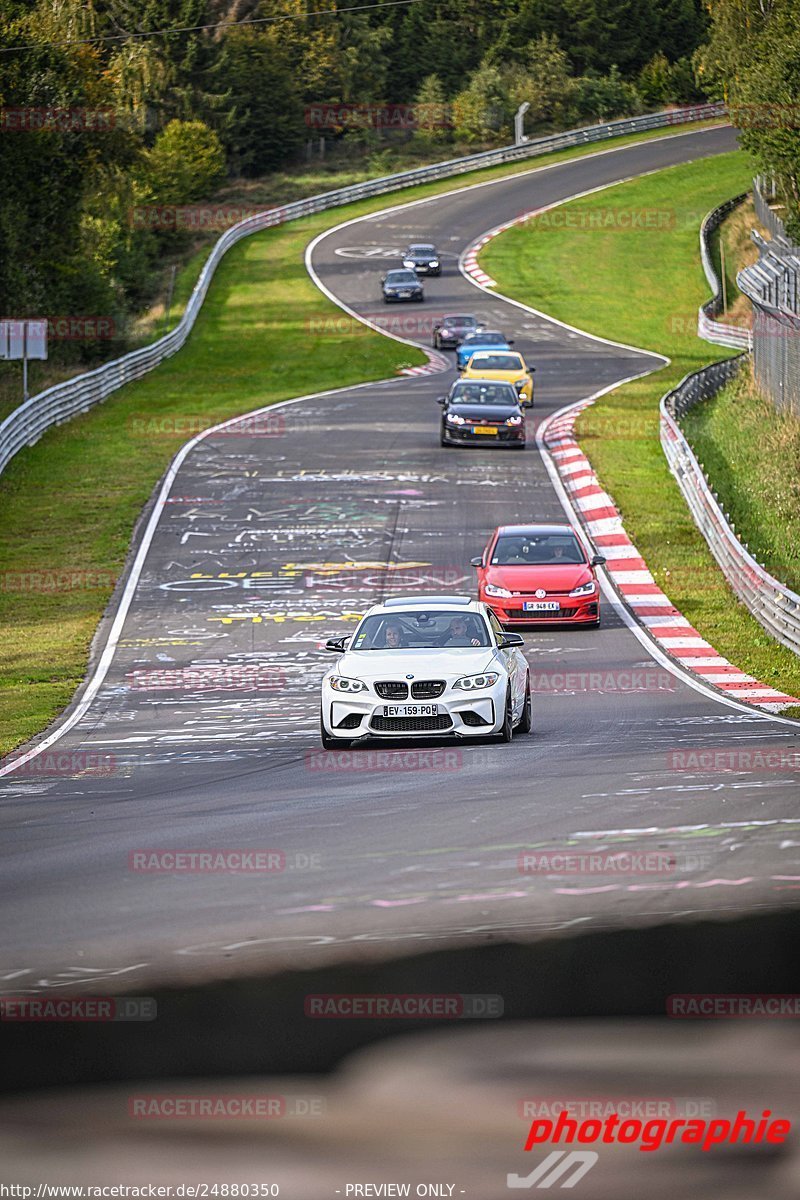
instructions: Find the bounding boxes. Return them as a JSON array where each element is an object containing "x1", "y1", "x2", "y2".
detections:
[
  {"x1": 403, "y1": 260, "x2": 415, "y2": 268},
  {"x1": 429, "y1": 259, "x2": 439, "y2": 267},
  {"x1": 329, "y1": 675, "x2": 367, "y2": 693},
  {"x1": 446, "y1": 412, "x2": 466, "y2": 425},
  {"x1": 569, "y1": 580, "x2": 597, "y2": 598},
  {"x1": 453, "y1": 672, "x2": 500, "y2": 691},
  {"x1": 505, "y1": 414, "x2": 523, "y2": 426},
  {"x1": 514, "y1": 378, "x2": 528, "y2": 390},
  {"x1": 485, "y1": 581, "x2": 512, "y2": 598}
]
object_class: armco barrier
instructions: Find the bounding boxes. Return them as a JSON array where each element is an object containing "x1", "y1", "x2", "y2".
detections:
[
  {"x1": 697, "y1": 193, "x2": 752, "y2": 351},
  {"x1": 0, "y1": 104, "x2": 724, "y2": 479},
  {"x1": 738, "y1": 178, "x2": 800, "y2": 417},
  {"x1": 661, "y1": 358, "x2": 800, "y2": 656}
]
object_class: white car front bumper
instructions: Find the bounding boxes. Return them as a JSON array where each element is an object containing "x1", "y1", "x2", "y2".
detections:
[{"x1": 321, "y1": 683, "x2": 506, "y2": 740}]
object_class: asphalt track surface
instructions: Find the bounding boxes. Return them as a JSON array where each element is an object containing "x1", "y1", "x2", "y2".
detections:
[{"x1": 2, "y1": 123, "x2": 799, "y2": 995}]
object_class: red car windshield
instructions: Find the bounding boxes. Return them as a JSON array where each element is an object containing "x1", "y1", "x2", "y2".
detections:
[{"x1": 491, "y1": 534, "x2": 585, "y2": 565}]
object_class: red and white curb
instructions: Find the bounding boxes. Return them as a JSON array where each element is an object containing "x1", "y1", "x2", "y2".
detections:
[
  {"x1": 401, "y1": 350, "x2": 450, "y2": 377},
  {"x1": 540, "y1": 402, "x2": 800, "y2": 714},
  {"x1": 463, "y1": 240, "x2": 497, "y2": 288}
]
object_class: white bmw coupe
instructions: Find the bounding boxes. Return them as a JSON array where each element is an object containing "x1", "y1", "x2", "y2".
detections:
[{"x1": 320, "y1": 596, "x2": 531, "y2": 746}]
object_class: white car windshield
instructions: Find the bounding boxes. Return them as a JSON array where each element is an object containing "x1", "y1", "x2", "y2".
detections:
[{"x1": 351, "y1": 611, "x2": 491, "y2": 649}]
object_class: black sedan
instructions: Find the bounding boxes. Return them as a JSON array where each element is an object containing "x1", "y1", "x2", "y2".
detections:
[
  {"x1": 431, "y1": 313, "x2": 480, "y2": 349},
  {"x1": 438, "y1": 380, "x2": 525, "y2": 449},
  {"x1": 402, "y1": 244, "x2": 441, "y2": 275},
  {"x1": 381, "y1": 269, "x2": 424, "y2": 303}
]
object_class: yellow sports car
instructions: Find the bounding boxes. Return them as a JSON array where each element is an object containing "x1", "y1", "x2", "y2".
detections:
[{"x1": 461, "y1": 350, "x2": 535, "y2": 406}]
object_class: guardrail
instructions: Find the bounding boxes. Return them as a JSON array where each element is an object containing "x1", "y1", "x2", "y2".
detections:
[
  {"x1": 661, "y1": 357, "x2": 800, "y2": 656},
  {"x1": 737, "y1": 179, "x2": 800, "y2": 417},
  {"x1": 753, "y1": 174, "x2": 789, "y2": 243},
  {"x1": 697, "y1": 193, "x2": 752, "y2": 350},
  {"x1": 0, "y1": 102, "x2": 724, "y2": 481}
]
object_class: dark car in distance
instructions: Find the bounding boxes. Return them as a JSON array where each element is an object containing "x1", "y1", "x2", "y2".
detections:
[
  {"x1": 381, "y1": 269, "x2": 424, "y2": 303},
  {"x1": 431, "y1": 313, "x2": 481, "y2": 350},
  {"x1": 438, "y1": 380, "x2": 525, "y2": 449},
  {"x1": 403, "y1": 244, "x2": 441, "y2": 275}
]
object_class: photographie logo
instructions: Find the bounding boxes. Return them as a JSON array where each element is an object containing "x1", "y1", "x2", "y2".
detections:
[
  {"x1": 305, "y1": 993, "x2": 503, "y2": 1018},
  {"x1": 520, "y1": 1107, "x2": 791, "y2": 1153},
  {"x1": 0, "y1": 107, "x2": 115, "y2": 132},
  {"x1": 0, "y1": 996, "x2": 156, "y2": 1022}
]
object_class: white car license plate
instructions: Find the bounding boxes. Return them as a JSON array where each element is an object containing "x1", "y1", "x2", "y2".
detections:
[
  {"x1": 524, "y1": 601, "x2": 560, "y2": 612},
  {"x1": 399, "y1": 290, "x2": 411, "y2": 297},
  {"x1": 383, "y1": 704, "x2": 439, "y2": 717}
]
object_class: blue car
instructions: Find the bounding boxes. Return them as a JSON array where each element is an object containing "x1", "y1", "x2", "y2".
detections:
[{"x1": 456, "y1": 329, "x2": 514, "y2": 370}]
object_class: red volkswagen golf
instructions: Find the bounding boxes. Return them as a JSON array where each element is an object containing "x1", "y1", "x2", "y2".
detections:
[{"x1": 472, "y1": 524, "x2": 605, "y2": 627}]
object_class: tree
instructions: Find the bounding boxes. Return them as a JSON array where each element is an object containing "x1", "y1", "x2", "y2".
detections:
[
  {"x1": 146, "y1": 119, "x2": 226, "y2": 203},
  {"x1": 452, "y1": 61, "x2": 510, "y2": 143},
  {"x1": 507, "y1": 34, "x2": 575, "y2": 129},
  {"x1": 217, "y1": 29, "x2": 305, "y2": 177},
  {"x1": 700, "y1": 0, "x2": 800, "y2": 235},
  {"x1": 412, "y1": 74, "x2": 451, "y2": 144}
]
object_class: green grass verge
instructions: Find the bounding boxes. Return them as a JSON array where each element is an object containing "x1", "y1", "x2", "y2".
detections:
[
  {"x1": 682, "y1": 371, "x2": 800, "y2": 595},
  {"x1": 0, "y1": 119, "x2": 725, "y2": 756},
  {"x1": 481, "y1": 150, "x2": 800, "y2": 710}
]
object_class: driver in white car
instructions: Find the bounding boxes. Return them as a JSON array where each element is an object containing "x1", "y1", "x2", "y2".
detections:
[{"x1": 442, "y1": 616, "x2": 481, "y2": 647}]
